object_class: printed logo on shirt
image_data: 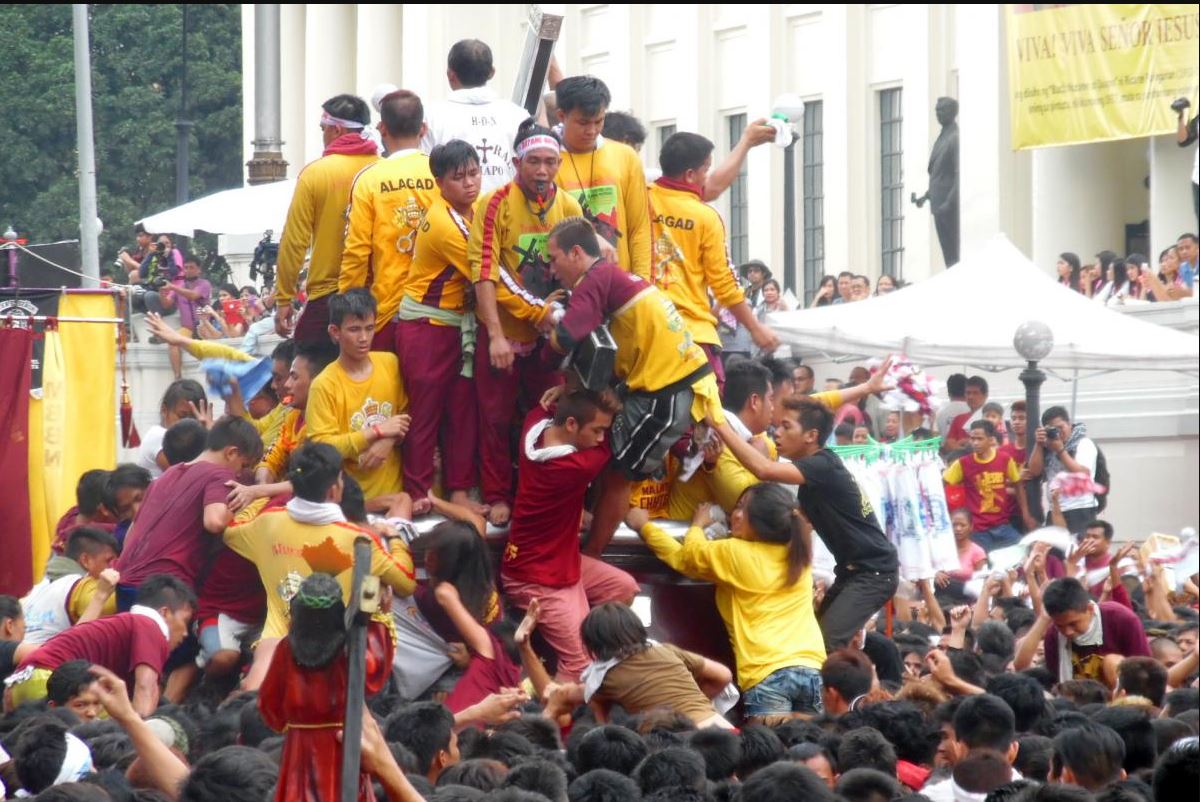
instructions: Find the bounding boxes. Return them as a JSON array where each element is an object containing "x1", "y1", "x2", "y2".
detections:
[
  {"x1": 653, "y1": 214, "x2": 695, "y2": 231},
  {"x1": 570, "y1": 185, "x2": 622, "y2": 246},
  {"x1": 972, "y1": 470, "x2": 1008, "y2": 513},
  {"x1": 350, "y1": 397, "x2": 395, "y2": 433},
  {"x1": 656, "y1": 294, "x2": 696, "y2": 357},
  {"x1": 513, "y1": 233, "x2": 558, "y2": 298},
  {"x1": 652, "y1": 232, "x2": 685, "y2": 289},
  {"x1": 392, "y1": 197, "x2": 427, "y2": 255}
]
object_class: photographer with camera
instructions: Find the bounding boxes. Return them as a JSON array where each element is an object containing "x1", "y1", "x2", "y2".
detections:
[
  {"x1": 1027, "y1": 405, "x2": 1102, "y2": 536},
  {"x1": 118, "y1": 223, "x2": 154, "y2": 282},
  {"x1": 134, "y1": 235, "x2": 186, "y2": 319},
  {"x1": 1174, "y1": 96, "x2": 1199, "y2": 222}
]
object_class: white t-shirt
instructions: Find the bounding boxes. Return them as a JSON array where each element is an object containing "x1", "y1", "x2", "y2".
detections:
[
  {"x1": 935, "y1": 400, "x2": 970, "y2": 436},
  {"x1": 1045, "y1": 436, "x2": 1099, "y2": 512},
  {"x1": 421, "y1": 86, "x2": 532, "y2": 194},
  {"x1": 136, "y1": 424, "x2": 166, "y2": 478}
]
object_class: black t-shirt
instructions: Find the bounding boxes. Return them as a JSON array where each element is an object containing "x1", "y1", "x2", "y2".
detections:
[
  {"x1": 0, "y1": 639, "x2": 18, "y2": 683},
  {"x1": 794, "y1": 449, "x2": 898, "y2": 574}
]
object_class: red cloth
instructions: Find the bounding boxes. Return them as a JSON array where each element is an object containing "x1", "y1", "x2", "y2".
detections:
[
  {"x1": 0, "y1": 327, "x2": 33, "y2": 597},
  {"x1": 951, "y1": 451, "x2": 1018, "y2": 531},
  {"x1": 21, "y1": 612, "x2": 169, "y2": 680},
  {"x1": 323, "y1": 133, "x2": 379, "y2": 157},
  {"x1": 502, "y1": 407, "x2": 611, "y2": 587},
  {"x1": 259, "y1": 620, "x2": 394, "y2": 802},
  {"x1": 398, "y1": 320, "x2": 478, "y2": 497},
  {"x1": 116, "y1": 461, "x2": 235, "y2": 588},
  {"x1": 653, "y1": 176, "x2": 703, "y2": 197},
  {"x1": 897, "y1": 759, "x2": 932, "y2": 791},
  {"x1": 196, "y1": 546, "x2": 267, "y2": 625},
  {"x1": 473, "y1": 327, "x2": 559, "y2": 506},
  {"x1": 51, "y1": 506, "x2": 117, "y2": 556}
]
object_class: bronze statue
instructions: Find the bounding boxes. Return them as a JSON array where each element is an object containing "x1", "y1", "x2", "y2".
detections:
[{"x1": 912, "y1": 97, "x2": 959, "y2": 267}]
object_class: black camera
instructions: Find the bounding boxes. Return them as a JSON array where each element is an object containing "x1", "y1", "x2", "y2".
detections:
[
  {"x1": 1043, "y1": 426, "x2": 1059, "y2": 440},
  {"x1": 249, "y1": 230, "x2": 279, "y2": 289},
  {"x1": 155, "y1": 241, "x2": 167, "y2": 253}
]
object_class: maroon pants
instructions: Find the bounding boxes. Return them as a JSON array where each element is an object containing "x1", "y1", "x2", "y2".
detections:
[
  {"x1": 700, "y1": 342, "x2": 725, "y2": 392},
  {"x1": 292, "y1": 294, "x2": 331, "y2": 345},
  {"x1": 474, "y1": 327, "x2": 560, "y2": 506},
  {"x1": 372, "y1": 319, "x2": 398, "y2": 354},
  {"x1": 398, "y1": 320, "x2": 477, "y2": 497}
]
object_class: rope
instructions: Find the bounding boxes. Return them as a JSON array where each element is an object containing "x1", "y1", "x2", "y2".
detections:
[{"x1": 2, "y1": 240, "x2": 137, "y2": 289}]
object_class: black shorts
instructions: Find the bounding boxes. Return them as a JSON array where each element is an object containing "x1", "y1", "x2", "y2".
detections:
[{"x1": 610, "y1": 366, "x2": 710, "y2": 480}]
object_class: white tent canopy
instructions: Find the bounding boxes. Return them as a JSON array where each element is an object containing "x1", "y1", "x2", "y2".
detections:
[
  {"x1": 768, "y1": 236, "x2": 1200, "y2": 373},
  {"x1": 137, "y1": 180, "x2": 295, "y2": 239}
]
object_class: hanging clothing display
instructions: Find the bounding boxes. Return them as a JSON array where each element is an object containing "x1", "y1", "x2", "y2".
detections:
[{"x1": 833, "y1": 438, "x2": 959, "y2": 581}]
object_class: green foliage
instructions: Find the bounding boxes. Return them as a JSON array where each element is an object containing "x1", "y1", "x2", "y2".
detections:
[{"x1": 0, "y1": 4, "x2": 242, "y2": 262}]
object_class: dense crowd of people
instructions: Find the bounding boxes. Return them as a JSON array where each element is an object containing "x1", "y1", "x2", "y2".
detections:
[
  {"x1": 1052, "y1": 238, "x2": 1197, "y2": 306},
  {"x1": 0, "y1": 38, "x2": 1195, "y2": 802}
]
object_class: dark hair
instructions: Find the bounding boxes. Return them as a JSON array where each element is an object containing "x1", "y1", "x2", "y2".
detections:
[
  {"x1": 567, "y1": 768, "x2": 641, "y2": 802},
  {"x1": 1055, "y1": 679, "x2": 1110, "y2": 707},
  {"x1": 738, "y1": 761, "x2": 836, "y2": 802},
  {"x1": 987, "y1": 674, "x2": 1046, "y2": 733},
  {"x1": 634, "y1": 746, "x2": 706, "y2": 794},
  {"x1": 160, "y1": 378, "x2": 206, "y2": 413},
  {"x1": 64, "y1": 527, "x2": 118, "y2": 563},
  {"x1": 386, "y1": 702, "x2": 456, "y2": 775},
  {"x1": 1109, "y1": 258, "x2": 1130, "y2": 289},
  {"x1": 1040, "y1": 405, "x2": 1070, "y2": 426},
  {"x1": 422, "y1": 520, "x2": 496, "y2": 624},
  {"x1": 687, "y1": 728, "x2": 740, "y2": 781},
  {"x1": 496, "y1": 716, "x2": 563, "y2": 752},
  {"x1": 555, "y1": 76, "x2": 611, "y2": 116},
  {"x1": 834, "y1": 422, "x2": 855, "y2": 440},
  {"x1": 836, "y1": 767, "x2": 901, "y2": 802},
  {"x1": 329, "y1": 287, "x2": 377, "y2": 326},
  {"x1": 437, "y1": 758, "x2": 508, "y2": 791},
  {"x1": 1150, "y1": 717, "x2": 1193, "y2": 755},
  {"x1": 780, "y1": 397, "x2": 835, "y2": 444},
  {"x1": 294, "y1": 341, "x2": 335, "y2": 379},
  {"x1": 135, "y1": 574, "x2": 197, "y2": 612},
  {"x1": 512, "y1": 118, "x2": 560, "y2": 152},
  {"x1": 1043, "y1": 578, "x2": 1091, "y2": 616},
  {"x1": 977, "y1": 620, "x2": 1016, "y2": 662},
  {"x1": 162, "y1": 418, "x2": 207, "y2": 465},
  {"x1": 741, "y1": 483, "x2": 811, "y2": 585},
  {"x1": 503, "y1": 759, "x2": 568, "y2": 801},
  {"x1": 271, "y1": 337, "x2": 297, "y2": 366},
  {"x1": 0, "y1": 593, "x2": 21, "y2": 625},
  {"x1": 953, "y1": 749, "x2": 1013, "y2": 795},
  {"x1": 473, "y1": 730, "x2": 536, "y2": 766},
  {"x1": 1116, "y1": 656, "x2": 1167, "y2": 707},
  {"x1": 549, "y1": 216, "x2": 603, "y2": 258},
  {"x1": 1060, "y1": 252, "x2": 1082, "y2": 291},
  {"x1": 1014, "y1": 734, "x2": 1055, "y2": 783},
  {"x1": 236, "y1": 694, "x2": 274, "y2": 749},
  {"x1": 380, "y1": 89, "x2": 424, "y2": 138},
  {"x1": 724, "y1": 359, "x2": 772, "y2": 415},
  {"x1": 554, "y1": 387, "x2": 619, "y2": 428},
  {"x1": 837, "y1": 727, "x2": 896, "y2": 775},
  {"x1": 75, "y1": 469, "x2": 110, "y2": 517},
  {"x1": 30, "y1": 783, "x2": 115, "y2": 802},
  {"x1": 659, "y1": 132, "x2": 714, "y2": 178},
  {"x1": 1052, "y1": 723, "x2": 1125, "y2": 790},
  {"x1": 339, "y1": 473, "x2": 367, "y2": 523},
  {"x1": 287, "y1": 442, "x2": 343, "y2": 503},
  {"x1": 602, "y1": 111, "x2": 646, "y2": 148},
  {"x1": 206, "y1": 416, "x2": 264, "y2": 464},
  {"x1": 13, "y1": 718, "x2": 70, "y2": 793},
  {"x1": 1163, "y1": 686, "x2": 1199, "y2": 715},
  {"x1": 966, "y1": 375, "x2": 989, "y2": 395},
  {"x1": 1084, "y1": 520, "x2": 1115, "y2": 542},
  {"x1": 46, "y1": 661, "x2": 97, "y2": 706},
  {"x1": 1152, "y1": 736, "x2": 1200, "y2": 802},
  {"x1": 447, "y1": 39, "x2": 494, "y2": 87},
  {"x1": 432, "y1": 786, "x2": 485, "y2": 801},
  {"x1": 179, "y1": 746, "x2": 278, "y2": 802},
  {"x1": 955, "y1": 694, "x2": 1016, "y2": 751},
  {"x1": 946, "y1": 373, "x2": 967, "y2": 398},
  {"x1": 574, "y1": 725, "x2": 648, "y2": 776},
  {"x1": 969, "y1": 419, "x2": 998, "y2": 439},
  {"x1": 581, "y1": 602, "x2": 649, "y2": 662},
  {"x1": 854, "y1": 701, "x2": 936, "y2": 766},
  {"x1": 820, "y1": 649, "x2": 874, "y2": 704},
  {"x1": 1091, "y1": 706, "x2": 1156, "y2": 774},
  {"x1": 322, "y1": 93, "x2": 370, "y2": 127},
  {"x1": 431, "y1": 139, "x2": 481, "y2": 179},
  {"x1": 737, "y1": 724, "x2": 785, "y2": 778}
]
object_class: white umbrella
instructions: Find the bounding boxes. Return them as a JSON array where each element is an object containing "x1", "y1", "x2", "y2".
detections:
[{"x1": 138, "y1": 180, "x2": 296, "y2": 238}]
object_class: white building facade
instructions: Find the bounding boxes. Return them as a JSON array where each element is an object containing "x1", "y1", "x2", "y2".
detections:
[{"x1": 241, "y1": 3, "x2": 1198, "y2": 297}]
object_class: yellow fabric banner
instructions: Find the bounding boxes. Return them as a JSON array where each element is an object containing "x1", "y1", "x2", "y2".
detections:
[
  {"x1": 31, "y1": 329, "x2": 66, "y2": 580},
  {"x1": 27, "y1": 396, "x2": 51, "y2": 584},
  {"x1": 53, "y1": 293, "x2": 118, "y2": 525},
  {"x1": 1006, "y1": 4, "x2": 1200, "y2": 149}
]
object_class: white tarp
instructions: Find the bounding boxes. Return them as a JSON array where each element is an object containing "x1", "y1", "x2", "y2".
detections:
[
  {"x1": 138, "y1": 180, "x2": 295, "y2": 239},
  {"x1": 768, "y1": 236, "x2": 1200, "y2": 373}
]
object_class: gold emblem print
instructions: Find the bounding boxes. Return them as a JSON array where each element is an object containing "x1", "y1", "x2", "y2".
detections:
[
  {"x1": 652, "y1": 233, "x2": 683, "y2": 288},
  {"x1": 394, "y1": 198, "x2": 426, "y2": 255}
]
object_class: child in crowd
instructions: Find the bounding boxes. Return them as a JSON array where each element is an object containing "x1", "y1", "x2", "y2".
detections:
[
  {"x1": 21, "y1": 527, "x2": 121, "y2": 644},
  {"x1": 49, "y1": 469, "x2": 116, "y2": 556},
  {"x1": 630, "y1": 483, "x2": 826, "y2": 722},
  {"x1": 135, "y1": 378, "x2": 208, "y2": 477},
  {"x1": 933, "y1": 508, "x2": 989, "y2": 598},
  {"x1": 45, "y1": 659, "x2": 102, "y2": 721}
]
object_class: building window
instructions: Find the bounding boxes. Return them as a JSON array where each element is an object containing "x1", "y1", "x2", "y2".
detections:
[
  {"x1": 802, "y1": 100, "x2": 824, "y2": 303},
  {"x1": 879, "y1": 88, "x2": 904, "y2": 279},
  {"x1": 726, "y1": 112, "x2": 748, "y2": 265},
  {"x1": 656, "y1": 123, "x2": 676, "y2": 152}
]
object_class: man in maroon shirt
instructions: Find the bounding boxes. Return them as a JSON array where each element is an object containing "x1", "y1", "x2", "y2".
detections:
[
  {"x1": 500, "y1": 389, "x2": 639, "y2": 681},
  {"x1": 1013, "y1": 576, "x2": 1151, "y2": 689},
  {"x1": 9, "y1": 575, "x2": 195, "y2": 716},
  {"x1": 114, "y1": 416, "x2": 263, "y2": 612}
]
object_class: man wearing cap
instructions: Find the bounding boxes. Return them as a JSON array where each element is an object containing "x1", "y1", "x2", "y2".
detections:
[
  {"x1": 275, "y1": 95, "x2": 379, "y2": 351},
  {"x1": 468, "y1": 121, "x2": 582, "y2": 526},
  {"x1": 340, "y1": 90, "x2": 438, "y2": 353},
  {"x1": 647, "y1": 132, "x2": 778, "y2": 386}
]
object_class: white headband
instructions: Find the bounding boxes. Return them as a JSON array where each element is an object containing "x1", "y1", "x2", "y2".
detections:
[
  {"x1": 14, "y1": 733, "x2": 93, "y2": 796},
  {"x1": 516, "y1": 134, "x2": 561, "y2": 159},
  {"x1": 320, "y1": 110, "x2": 365, "y2": 130}
]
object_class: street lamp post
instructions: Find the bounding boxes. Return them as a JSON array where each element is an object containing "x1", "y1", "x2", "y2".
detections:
[
  {"x1": 1013, "y1": 320, "x2": 1054, "y2": 525},
  {"x1": 772, "y1": 95, "x2": 804, "y2": 293}
]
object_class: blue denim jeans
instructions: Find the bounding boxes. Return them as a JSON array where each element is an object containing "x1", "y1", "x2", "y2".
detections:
[
  {"x1": 742, "y1": 665, "x2": 824, "y2": 717},
  {"x1": 971, "y1": 523, "x2": 1022, "y2": 552}
]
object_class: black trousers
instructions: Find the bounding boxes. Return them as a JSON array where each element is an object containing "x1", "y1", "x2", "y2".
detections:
[{"x1": 818, "y1": 569, "x2": 899, "y2": 651}]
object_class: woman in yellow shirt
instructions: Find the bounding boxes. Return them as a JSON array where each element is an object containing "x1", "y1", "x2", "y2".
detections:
[{"x1": 628, "y1": 482, "x2": 826, "y2": 722}]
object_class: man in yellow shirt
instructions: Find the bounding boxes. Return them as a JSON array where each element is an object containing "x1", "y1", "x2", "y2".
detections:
[
  {"x1": 223, "y1": 442, "x2": 415, "y2": 689},
  {"x1": 340, "y1": 90, "x2": 438, "y2": 353},
  {"x1": 275, "y1": 95, "x2": 379, "y2": 354},
  {"x1": 555, "y1": 76, "x2": 651, "y2": 277},
  {"x1": 468, "y1": 121, "x2": 582, "y2": 525},
  {"x1": 649, "y1": 132, "x2": 779, "y2": 384},
  {"x1": 305, "y1": 289, "x2": 410, "y2": 502}
]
